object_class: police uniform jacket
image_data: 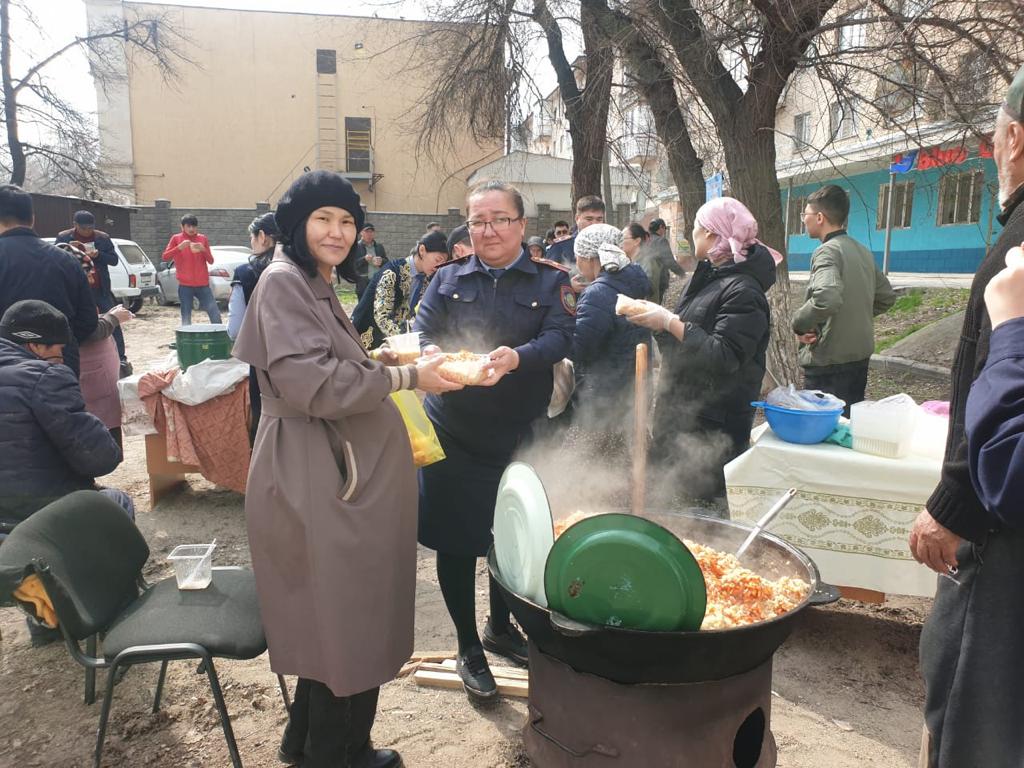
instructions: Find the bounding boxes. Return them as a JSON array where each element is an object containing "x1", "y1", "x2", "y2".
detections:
[{"x1": 414, "y1": 248, "x2": 574, "y2": 555}]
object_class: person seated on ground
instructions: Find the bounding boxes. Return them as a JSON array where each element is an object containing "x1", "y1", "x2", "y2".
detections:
[
  {"x1": 0, "y1": 300, "x2": 136, "y2": 646},
  {"x1": 352, "y1": 230, "x2": 449, "y2": 350},
  {"x1": 624, "y1": 197, "x2": 781, "y2": 514},
  {"x1": 569, "y1": 224, "x2": 652, "y2": 452},
  {"x1": 0, "y1": 300, "x2": 134, "y2": 534}
]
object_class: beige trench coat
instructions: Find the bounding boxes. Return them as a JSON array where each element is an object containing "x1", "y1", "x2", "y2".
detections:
[{"x1": 233, "y1": 255, "x2": 417, "y2": 697}]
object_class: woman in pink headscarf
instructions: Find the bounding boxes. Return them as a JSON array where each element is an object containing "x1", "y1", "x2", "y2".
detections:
[{"x1": 625, "y1": 198, "x2": 782, "y2": 513}]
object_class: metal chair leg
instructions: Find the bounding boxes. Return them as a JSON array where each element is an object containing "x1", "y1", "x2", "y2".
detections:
[
  {"x1": 277, "y1": 674, "x2": 290, "y2": 710},
  {"x1": 85, "y1": 636, "x2": 97, "y2": 705},
  {"x1": 94, "y1": 660, "x2": 122, "y2": 768},
  {"x1": 203, "y1": 658, "x2": 243, "y2": 768},
  {"x1": 152, "y1": 660, "x2": 169, "y2": 713}
]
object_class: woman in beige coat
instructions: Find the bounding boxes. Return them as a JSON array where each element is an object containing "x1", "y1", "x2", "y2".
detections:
[{"x1": 234, "y1": 171, "x2": 459, "y2": 768}]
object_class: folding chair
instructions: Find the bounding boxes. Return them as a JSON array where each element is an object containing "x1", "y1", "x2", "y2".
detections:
[{"x1": 0, "y1": 490, "x2": 283, "y2": 768}]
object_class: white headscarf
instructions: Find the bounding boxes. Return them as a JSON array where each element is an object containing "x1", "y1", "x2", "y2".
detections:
[{"x1": 574, "y1": 223, "x2": 631, "y2": 272}]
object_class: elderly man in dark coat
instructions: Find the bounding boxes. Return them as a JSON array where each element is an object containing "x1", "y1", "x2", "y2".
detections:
[{"x1": 911, "y1": 64, "x2": 1024, "y2": 768}]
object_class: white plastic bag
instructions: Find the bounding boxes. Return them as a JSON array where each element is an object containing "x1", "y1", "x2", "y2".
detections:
[
  {"x1": 765, "y1": 384, "x2": 845, "y2": 411},
  {"x1": 163, "y1": 357, "x2": 250, "y2": 405},
  {"x1": 117, "y1": 374, "x2": 157, "y2": 436}
]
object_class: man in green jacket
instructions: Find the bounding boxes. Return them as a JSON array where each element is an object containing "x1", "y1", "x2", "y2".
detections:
[{"x1": 792, "y1": 184, "x2": 896, "y2": 415}]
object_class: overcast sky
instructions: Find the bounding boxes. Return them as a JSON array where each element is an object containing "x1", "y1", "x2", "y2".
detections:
[{"x1": 29, "y1": 0, "x2": 565, "y2": 122}]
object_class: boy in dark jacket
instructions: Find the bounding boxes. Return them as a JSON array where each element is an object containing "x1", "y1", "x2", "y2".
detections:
[{"x1": 0, "y1": 300, "x2": 133, "y2": 539}]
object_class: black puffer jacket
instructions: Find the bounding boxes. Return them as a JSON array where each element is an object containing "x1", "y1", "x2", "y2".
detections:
[
  {"x1": 653, "y1": 244, "x2": 776, "y2": 462},
  {"x1": 572, "y1": 262, "x2": 652, "y2": 402},
  {"x1": 0, "y1": 339, "x2": 121, "y2": 529}
]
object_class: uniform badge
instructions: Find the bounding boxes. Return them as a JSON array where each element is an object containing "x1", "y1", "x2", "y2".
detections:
[{"x1": 560, "y1": 285, "x2": 577, "y2": 316}]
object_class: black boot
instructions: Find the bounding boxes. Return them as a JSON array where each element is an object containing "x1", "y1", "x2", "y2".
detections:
[
  {"x1": 456, "y1": 644, "x2": 498, "y2": 703},
  {"x1": 279, "y1": 678, "x2": 311, "y2": 765},
  {"x1": 352, "y1": 744, "x2": 403, "y2": 768},
  {"x1": 482, "y1": 618, "x2": 528, "y2": 667}
]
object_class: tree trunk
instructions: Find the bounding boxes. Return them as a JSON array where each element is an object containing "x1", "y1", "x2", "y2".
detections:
[
  {"x1": 533, "y1": 0, "x2": 611, "y2": 207},
  {"x1": 626, "y1": 50, "x2": 704, "y2": 254},
  {"x1": 1, "y1": 0, "x2": 25, "y2": 187},
  {"x1": 567, "y1": 0, "x2": 613, "y2": 203},
  {"x1": 722, "y1": 121, "x2": 800, "y2": 387}
]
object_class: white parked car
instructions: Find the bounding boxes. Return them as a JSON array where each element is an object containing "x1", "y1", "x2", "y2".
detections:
[
  {"x1": 44, "y1": 237, "x2": 158, "y2": 313},
  {"x1": 155, "y1": 246, "x2": 251, "y2": 308}
]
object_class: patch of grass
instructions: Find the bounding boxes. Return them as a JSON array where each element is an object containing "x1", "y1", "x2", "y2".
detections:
[
  {"x1": 925, "y1": 288, "x2": 970, "y2": 312},
  {"x1": 334, "y1": 283, "x2": 357, "y2": 308},
  {"x1": 890, "y1": 288, "x2": 924, "y2": 313},
  {"x1": 876, "y1": 322, "x2": 927, "y2": 353}
]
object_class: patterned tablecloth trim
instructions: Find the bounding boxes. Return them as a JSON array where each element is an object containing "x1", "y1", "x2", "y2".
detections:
[{"x1": 728, "y1": 485, "x2": 918, "y2": 561}]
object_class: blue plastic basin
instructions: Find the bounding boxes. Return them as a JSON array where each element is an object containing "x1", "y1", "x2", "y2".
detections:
[{"x1": 751, "y1": 401, "x2": 843, "y2": 445}]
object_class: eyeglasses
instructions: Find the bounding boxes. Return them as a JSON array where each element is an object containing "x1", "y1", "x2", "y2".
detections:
[{"x1": 466, "y1": 216, "x2": 522, "y2": 234}]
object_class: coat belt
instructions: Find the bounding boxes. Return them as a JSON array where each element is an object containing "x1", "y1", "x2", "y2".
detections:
[{"x1": 260, "y1": 395, "x2": 310, "y2": 420}]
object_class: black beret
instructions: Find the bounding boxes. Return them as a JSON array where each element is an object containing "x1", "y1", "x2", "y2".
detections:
[
  {"x1": 1, "y1": 300, "x2": 71, "y2": 346},
  {"x1": 446, "y1": 224, "x2": 471, "y2": 256},
  {"x1": 275, "y1": 171, "x2": 365, "y2": 244}
]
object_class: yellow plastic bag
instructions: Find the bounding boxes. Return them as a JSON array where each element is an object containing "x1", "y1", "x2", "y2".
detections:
[{"x1": 390, "y1": 390, "x2": 446, "y2": 467}]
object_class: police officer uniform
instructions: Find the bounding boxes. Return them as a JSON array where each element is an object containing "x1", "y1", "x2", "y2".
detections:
[{"x1": 414, "y1": 247, "x2": 575, "y2": 556}]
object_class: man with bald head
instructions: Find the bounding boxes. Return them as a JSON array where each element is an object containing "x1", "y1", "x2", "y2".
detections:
[{"x1": 912, "y1": 65, "x2": 1024, "y2": 767}]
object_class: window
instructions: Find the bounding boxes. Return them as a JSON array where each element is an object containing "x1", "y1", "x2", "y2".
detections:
[
  {"x1": 793, "y1": 113, "x2": 811, "y2": 149},
  {"x1": 837, "y1": 9, "x2": 867, "y2": 50},
  {"x1": 787, "y1": 194, "x2": 809, "y2": 236},
  {"x1": 316, "y1": 49, "x2": 336, "y2": 75},
  {"x1": 937, "y1": 170, "x2": 984, "y2": 226},
  {"x1": 345, "y1": 117, "x2": 371, "y2": 173},
  {"x1": 902, "y1": 0, "x2": 933, "y2": 16},
  {"x1": 876, "y1": 181, "x2": 915, "y2": 230},
  {"x1": 117, "y1": 243, "x2": 152, "y2": 265},
  {"x1": 830, "y1": 100, "x2": 858, "y2": 140}
]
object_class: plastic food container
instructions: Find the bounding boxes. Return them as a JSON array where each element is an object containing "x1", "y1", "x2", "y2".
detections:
[
  {"x1": 386, "y1": 332, "x2": 421, "y2": 364},
  {"x1": 167, "y1": 542, "x2": 216, "y2": 590},
  {"x1": 751, "y1": 401, "x2": 843, "y2": 444},
  {"x1": 851, "y1": 395, "x2": 919, "y2": 458}
]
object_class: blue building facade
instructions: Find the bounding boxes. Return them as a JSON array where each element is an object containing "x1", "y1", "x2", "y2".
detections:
[{"x1": 783, "y1": 152, "x2": 999, "y2": 274}]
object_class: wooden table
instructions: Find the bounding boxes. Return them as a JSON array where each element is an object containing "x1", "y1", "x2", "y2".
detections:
[{"x1": 145, "y1": 432, "x2": 203, "y2": 507}]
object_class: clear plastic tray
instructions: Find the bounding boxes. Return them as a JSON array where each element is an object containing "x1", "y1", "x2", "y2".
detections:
[{"x1": 167, "y1": 542, "x2": 215, "y2": 590}]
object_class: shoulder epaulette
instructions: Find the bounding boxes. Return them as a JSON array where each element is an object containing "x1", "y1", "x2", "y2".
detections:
[
  {"x1": 531, "y1": 255, "x2": 571, "y2": 274},
  {"x1": 437, "y1": 254, "x2": 473, "y2": 269}
]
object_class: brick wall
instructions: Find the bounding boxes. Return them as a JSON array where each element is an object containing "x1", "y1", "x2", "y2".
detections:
[{"x1": 129, "y1": 200, "x2": 634, "y2": 264}]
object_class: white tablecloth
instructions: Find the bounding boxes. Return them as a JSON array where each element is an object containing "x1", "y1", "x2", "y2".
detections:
[{"x1": 724, "y1": 422, "x2": 944, "y2": 598}]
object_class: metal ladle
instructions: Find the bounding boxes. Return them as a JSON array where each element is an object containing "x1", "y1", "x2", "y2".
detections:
[{"x1": 734, "y1": 488, "x2": 798, "y2": 559}]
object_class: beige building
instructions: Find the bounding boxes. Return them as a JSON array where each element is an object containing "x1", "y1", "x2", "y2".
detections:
[{"x1": 85, "y1": 0, "x2": 502, "y2": 212}]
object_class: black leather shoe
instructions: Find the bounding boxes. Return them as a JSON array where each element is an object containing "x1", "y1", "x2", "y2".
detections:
[
  {"x1": 353, "y1": 746, "x2": 403, "y2": 768},
  {"x1": 456, "y1": 645, "x2": 498, "y2": 703},
  {"x1": 482, "y1": 620, "x2": 529, "y2": 667},
  {"x1": 277, "y1": 746, "x2": 303, "y2": 766}
]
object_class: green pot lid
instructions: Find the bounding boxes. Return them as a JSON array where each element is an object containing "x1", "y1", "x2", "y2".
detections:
[{"x1": 544, "y1": 513, "x2": 707, "y2": 632}]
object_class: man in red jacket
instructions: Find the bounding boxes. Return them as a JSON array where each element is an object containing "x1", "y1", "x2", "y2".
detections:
[{"x1": 161, "y1": 214, "x2": 221, "y2": 326}]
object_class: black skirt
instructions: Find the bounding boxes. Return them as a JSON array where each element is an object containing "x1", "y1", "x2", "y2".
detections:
[{"x1": 417, "y1": 423, "x2": 522, "y2": 557}]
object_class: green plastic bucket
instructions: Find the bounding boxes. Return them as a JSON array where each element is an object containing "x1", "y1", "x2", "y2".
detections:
[{"x1": 175, "y1": 324, "x2": 232, "y2": 371}]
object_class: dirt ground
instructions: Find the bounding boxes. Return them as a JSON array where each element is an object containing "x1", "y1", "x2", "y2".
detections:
[{"x1": 0, "y1": 298, "x2": 936, "y2": 767}]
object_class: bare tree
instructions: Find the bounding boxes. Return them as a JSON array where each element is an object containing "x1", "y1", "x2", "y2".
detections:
[
  {"x1": 0, "y1": 0, "x2": 189, "y2": 190},
  {"x1": 413, "y1": 0, "x2": 614, "y2": 205}
]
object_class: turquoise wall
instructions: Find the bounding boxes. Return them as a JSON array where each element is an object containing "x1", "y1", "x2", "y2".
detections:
[{"x1": 783, "y1": 156, "x2": 999, "y2": 273}]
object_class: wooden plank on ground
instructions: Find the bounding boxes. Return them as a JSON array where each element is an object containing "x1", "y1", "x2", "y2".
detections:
[{"x1": 413, "y1": 667, "x2": 529, "y2": 698}]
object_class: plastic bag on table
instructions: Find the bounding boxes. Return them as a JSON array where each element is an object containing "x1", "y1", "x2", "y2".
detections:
[
  {"x1": 765, "y1": 384, "x2": 845, "y2": 411},
  {"x1": 390, "y1": 389, "x2": 445, "y2": 467},
  {"x1": 117, "y1": 373, "x2": 157, "y2": 436}
]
